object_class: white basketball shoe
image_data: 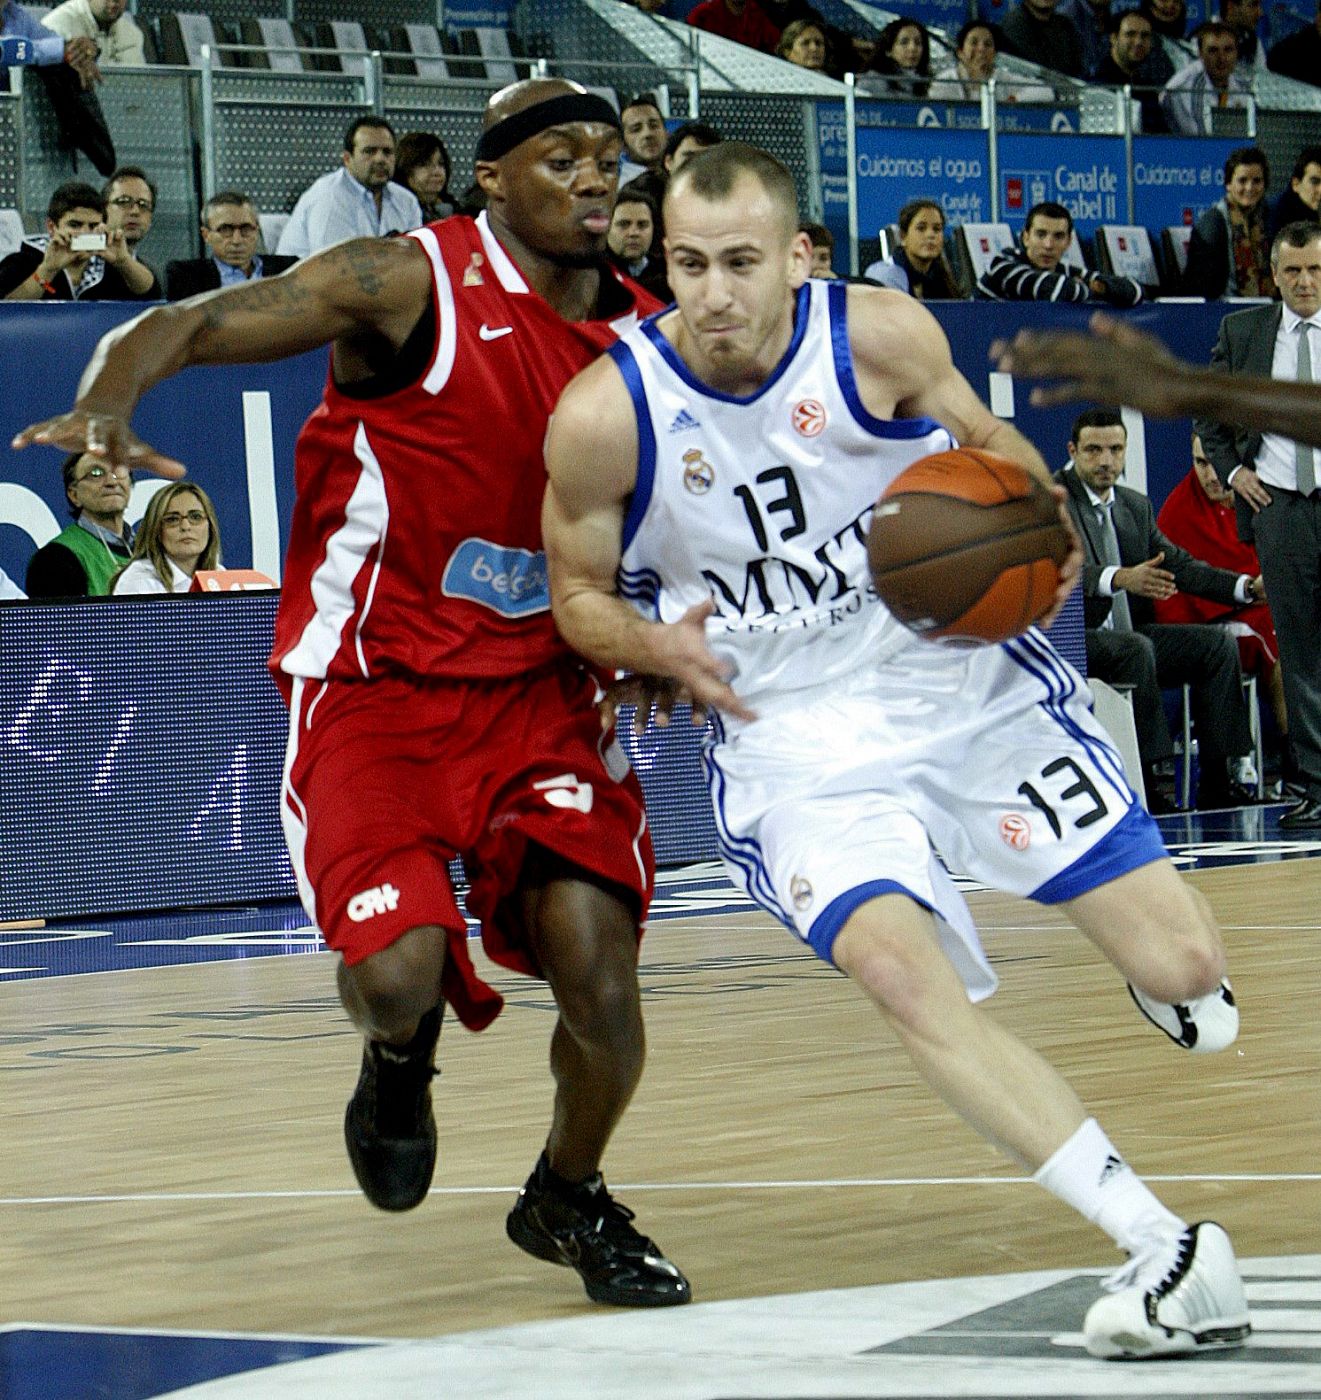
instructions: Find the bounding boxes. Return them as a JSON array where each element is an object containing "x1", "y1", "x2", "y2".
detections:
[
  {"x1": 1128, "y1": 979, "x2": 1238, "y2": 1052},
  {"x1": 1084, "y1": 1222, "x2": 1251, "y2": 1359}
]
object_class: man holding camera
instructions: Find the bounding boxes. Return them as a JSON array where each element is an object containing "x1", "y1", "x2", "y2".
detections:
[{"x1": 0, "y1": 180, "x2": 158, "y2": 301}]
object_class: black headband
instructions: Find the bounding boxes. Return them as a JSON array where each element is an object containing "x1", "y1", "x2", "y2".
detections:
[{"x1": 475, "y1": 93, "x2": 623, "y2": 163}]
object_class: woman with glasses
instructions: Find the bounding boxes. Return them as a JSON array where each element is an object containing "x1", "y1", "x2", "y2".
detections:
[
  {"x1": 111, "y1": 482, "x2": 222, "y2": 595},
  {"x1": 25, "y1": 451, "x2": 135, "y2": 597}
]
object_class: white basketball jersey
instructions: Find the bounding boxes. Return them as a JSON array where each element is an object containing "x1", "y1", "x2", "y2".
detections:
[{"x1": 612, "y1": 278, "x2": 956, "y2": 714}]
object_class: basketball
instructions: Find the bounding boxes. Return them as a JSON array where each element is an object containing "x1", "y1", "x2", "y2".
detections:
[{"x1": 867, "y1": 448, "x2": 1071, "y2": 645}]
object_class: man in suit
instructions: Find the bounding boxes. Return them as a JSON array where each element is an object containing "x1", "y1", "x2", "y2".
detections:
[
  {"x1": 1196, "y1": 220, "x2": 1321, "y2": 828},
  {"x1": 1059, "y1": 408, "x2": 1263, "y2": 811},
  {"x1": 166, "y1": 190, "x2": 296, "y2": 301}
]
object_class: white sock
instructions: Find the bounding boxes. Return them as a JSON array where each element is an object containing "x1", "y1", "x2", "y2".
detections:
[{"x1": 1034, "y1": 1117, "x2": 1185, "y2": 1256}]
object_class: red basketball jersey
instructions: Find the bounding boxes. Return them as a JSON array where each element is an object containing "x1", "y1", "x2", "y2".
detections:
[{"x1": 271, "y1": 214, "x2": 659, "y2": 684}]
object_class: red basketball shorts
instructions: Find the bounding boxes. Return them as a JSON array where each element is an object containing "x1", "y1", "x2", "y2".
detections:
[{"x1": 279, "y1": 665, "x2": 654, "y2": 1030}]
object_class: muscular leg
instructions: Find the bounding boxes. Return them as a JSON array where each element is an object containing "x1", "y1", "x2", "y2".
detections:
[{"x1": 337, "y1": 923, "x2": 448, "y2": 1045}]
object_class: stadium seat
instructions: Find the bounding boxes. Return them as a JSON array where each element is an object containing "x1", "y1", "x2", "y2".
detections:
[
  {"x1": 238, "y1": 18, "x2": 304, "y2": 73},
  {"x1": 259, "y1": 212, "x2": 289, "y2": 252},
  {"x1": 0, "y1": 207, "x2": 25, "y2": 259},
  {"x1": 1160, "y1": 225, "x2": 1193, "y2": 290},
  {"x1": 953, "y1": 221, "x2": 1014, "y2": 287},
  {"x1": 156, "y1": 12, "x2": 241, "y2": 67},
  {"x1": 400, "y1": 23, "x2": 452, "y2": 78},
  {"x1": 1094, "y1": 224, "x2": 1161, "y2": 290},
  {"x1": 326, "y1": 20, "x2": 370, "y2": 78},
  {"x1": 472, "y1": 26, "x2": 520, "y2": 82}
]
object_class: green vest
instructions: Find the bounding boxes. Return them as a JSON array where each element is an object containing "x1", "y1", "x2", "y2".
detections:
[{"x1": 52, "y1": 523, "x2": 132, "y2": 596}]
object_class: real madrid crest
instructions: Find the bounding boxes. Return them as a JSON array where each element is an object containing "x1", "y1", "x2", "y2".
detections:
[
  {"x1": 790, "y1": 875, "x2": 814, "y2": 910},
  {"x1": 682, "y1": 448, "x2": 715, "y2": 495}
]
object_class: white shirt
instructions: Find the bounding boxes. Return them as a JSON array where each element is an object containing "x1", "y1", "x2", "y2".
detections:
[
  {"x1": 276, "y1": 167, "x2": 423, "y2": 260},
  {"x1": 1254, "y1": 308, "x2": 1321, "y2": 491},
  {"x1": 41, "y1": 0, "x2": 146, "y2": 63},
  {"x1": 111, "y1": 556, "x2": 192, "y2": 595},
  {"x1": 1160, "y1": 59, "x2": 1251, "y2": 136}
]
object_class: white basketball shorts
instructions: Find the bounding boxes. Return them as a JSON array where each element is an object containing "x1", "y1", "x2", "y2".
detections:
[{"x1": 703, "y1": 629, "x2": 1168, "y2": 997}]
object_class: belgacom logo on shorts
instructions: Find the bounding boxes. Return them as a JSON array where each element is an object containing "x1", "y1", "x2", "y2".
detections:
[
  {"x1": 347, "y1": 883, "x2": 402, "y2": 922},
  {"x1": 999, "y1": 814, "x2": 1031, "y2": 851},
  {"x1": 682, "y1": 448, "x2": 715, "y2": 494},
  {"x1": 790, "y1": 875, "x2": 814, "y2": 910}
]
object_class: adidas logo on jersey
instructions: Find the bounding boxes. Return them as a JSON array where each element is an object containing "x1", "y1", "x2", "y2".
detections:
[{"x1": 668, "y1": 409, "x2": 700, "y2": 434}]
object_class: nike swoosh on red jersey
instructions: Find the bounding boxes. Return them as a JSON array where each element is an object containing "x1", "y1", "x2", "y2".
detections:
[{"x1": 479, "y1": 323, "x2": 513, "y2": 341}]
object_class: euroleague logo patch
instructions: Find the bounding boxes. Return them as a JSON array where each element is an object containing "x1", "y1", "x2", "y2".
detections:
[
  {"x1": 999, "y1": 814, "x2": 1031, "y2": 851},
  {"x1": 683, "y1": 448, "x2": 715, "y2": 494},
  {"x1": 792, "y1": 398, "x2": 826, "y2": 437}
]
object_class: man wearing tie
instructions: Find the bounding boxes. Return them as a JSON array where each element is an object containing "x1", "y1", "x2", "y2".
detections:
[
  {"x1": 1058, "y1": 409, "x2": 1263, "y2": 812},
  {"x1": 1197, "y1": 221, "x2": 1321, "y2": 828}
]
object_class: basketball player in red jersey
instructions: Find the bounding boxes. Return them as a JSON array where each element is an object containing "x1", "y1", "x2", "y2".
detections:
[{"x1": 14, "y1": 78, "x2": 690, "y2": 1309}]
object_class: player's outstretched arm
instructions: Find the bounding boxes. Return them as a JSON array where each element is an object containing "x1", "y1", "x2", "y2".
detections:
[
  {"x1": 544, "y1": 359, "x2": 756, "y2": 723},
  {"x1": 994, "y1": 311, "x2": 1321, "y2": 449},
  {"x1": 12, "y1": 237, "x2": 431, "y2": 476}
]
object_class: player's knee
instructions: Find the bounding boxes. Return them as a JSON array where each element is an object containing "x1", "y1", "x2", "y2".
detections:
[
  {"x1": 1130, "y1": 908, "x2": 1227, "y2": 1002},
  {"x1": 834, "y1": 925, "x2": 942, "y2": 1031},
  {"x1": 555, "y1": 962, "x2": 644, "y2": 1056},
  {"x1": 341, "y1": 930, "x2": 444, "y2": 1040}
]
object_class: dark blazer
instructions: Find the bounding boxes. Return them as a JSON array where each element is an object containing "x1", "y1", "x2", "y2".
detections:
[
  {"x1": 164, "y1": 254, "x2": 298, "y2": 301},
  {"x1": 1194, "y1": 300, "x2": 1282, "y2": 540},
  {"x1": 1057, "y1": 466, "x2": 1241, "y2": 629}
]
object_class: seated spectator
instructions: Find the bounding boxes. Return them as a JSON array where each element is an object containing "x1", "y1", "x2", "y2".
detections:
[
  {"x1": 623, "y1": 120, "x2": 722, "y2": 252},
  {"x1": 1154, "y1": 433, "x2": 1288, "y2": 743},
  {"x1": 26, "y1": 451, "x2": 134, "y2": 597},
  {"x1": 801, "y1": 220, "x2": 837, "y2": 277},
  {"x1": 977, "y1": 201, "x2": 1142, "y2": 304},
  {"x1": 41, "y1": 0, "x2": 145, "y2": 66},
  {"x1": 166, "y1": 191, "x2": 297, "y2": 300},
  {"x1": 686, "y1": 0, "x2": 781, "y2": 55},
  {"x1": 1270, "y1": 146, "x2": 1321, "y2": 234},
  {"x1": 1184, "y1": 145, "x2": 1275, "y2": 299},
  {"x1": 1060, "y1": 0, "x2": 1113, "y2": 81},
  {"x1": 1140, "y1": 0, "x2": 1187, "y2": 39},
  {"x1": 1220, "y1": 0, "x2": 1266, "y2": 68},
  {"x1": 111, "y1": 482, "x2": 221, "y2": 594},
  {"x1": 1267, "y1": 0, "x2": 1321, "y2": 86},
  {"x1": 1161, "y1": 23, "x2": 1250, "y2": 134},
  {"x1": 605, "y1": 189, "x2": 670, "y2": 301},
  {"x1": 1, "y1": 0, "x2": 98, "y2": 82},
  {"x1": 618, "y1": 94, "x2": 667, "y2": 186},
  {"x1": 0, "y1": 565, "x2": 25, "y2": 600},
  {"x1": 1059, "y1": 409, "x2": 1262, "y2": 810},
  {"x1": 776, "y1": 18, "x2": 826, "y2": 70},
  {"x1": 998, "y1": 0, "x2": 1084, "y2": 79},
  {"x1": 865, "y1": 198, "x2": 965, "y2": 298},
  {"x1": 277, "y1": 115, "x2": 422, "y2": 260},
  {"x1": 393, "y1": 131, "x2": 455, "y2": 223},
  {"x1": 0, "y1": 180, "x2": 158, "y2": 301},
  {"x1": 1090, "y1": 10, "x2": 1171, "y2": 132},
  {"x1": 928, "y1": 20, "x2": 1055, "y2": 102},
  {"x1": 102, "y1": 165, "x2": 161, "y2": 296},
  {"x1": 863, "y1": 17, "x2": 932, "y2": 96}
]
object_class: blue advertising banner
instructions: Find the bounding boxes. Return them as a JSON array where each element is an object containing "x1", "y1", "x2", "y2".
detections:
[
  {"x1": 442, "y1": 0, "x2": 514, "y2": 28},
  {"x1": 1132, "y1": 134, "x2": 1239, "y2": 231},
  {"x1": 998, "y1": 133, "x2": 1126, "y2": 236},
  {"x1": 855, "y1": 123, "x2": 992, "y2": 237}
]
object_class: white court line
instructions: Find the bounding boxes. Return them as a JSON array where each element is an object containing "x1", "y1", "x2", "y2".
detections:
[{"x1": 2, "y1": 1171, "x2": 1319, "y2": 1207}]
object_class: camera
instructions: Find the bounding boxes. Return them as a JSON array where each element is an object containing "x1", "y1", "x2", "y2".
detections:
[{"x1": 70, "y1": 232, "x2": 108, "y2": 252}]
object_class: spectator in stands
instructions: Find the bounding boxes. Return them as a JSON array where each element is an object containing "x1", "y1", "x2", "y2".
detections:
[
  {"x1": 865, "y1": 198, "x2": 965, "y2": 298},
  {"x1": 1271, "y1": 146, "x2": 1321, "y2": 235},
  {"x1": 1059, "y1": 408, "x2": 1262, "y2": 811},
  {"x1": 928, "y1": 20, "x2": 1055, "y2": 102},
  {"x1": 41, "y1": 0, "x2": 145, "y2": 67},
  {"x1": 978, "y1": 201, "x2": 1143, "y2": 304},
  {"x1": 618, "y1": 94, "x2": 667, "y2": 185},
  {"x1": 1060, "y1": 0, "x2": 1114, "y2": 81},
  {"x1": 1090, "y1": 10, "x2": 1171, "y2": 132},
  {"x1": 1154, "y1": 433, "x2": 1288, "y2": 745},
  {"x1": 686, "y1": 0, "x2": 781, "y2": 55},
  {"x1": 1219, "y1": 0, "x2": 1266, "y2": 68},
  {"x1": 166, "y1": 191, "x2": 297, "y2": 300},
  {"x1": 1184, "y1": 145, "x2": 1275, "y2": 299},
  {"x1": 776, "y1": 17, "x2": 826, "y2": 70},
  {"x1": 1267, "y1": 0, "x2": 1321, "y2": 86},
  {"x1": 761, "y1": 0, "x2": 877, "y2": 75},
  {"x1": 625, "y1": 121, "x2": 723, "y2": 256},
  {"x1": 102, "y1": 166, "x2": 161, "y2": 293},
  {"x1": 0, "y1": 180, "x2": 158, "y2": 301},
  {"x1": 0, "y1": 0, "x2": 98, "y2": 84},
  {"x1": 393, "y1": 131, "x2": 455, "y2": 223},
  {"x1": 863, "y1": 17, "x2": 932, "y2": 95},
  {"x1": 1160, "y1": 23, "x2": 1250, "y2": 134},
  {"x1": 111, "y1": 482, "x2": 221, "y2": 595},
  {"x1": 277, "y1": 115, "x2": 422, "y2": 260},
  {"x1": 999, "y1": 0, "x2": 1084, "y2": 79},
  {"x1": 802, "y1": 221, "x2": 838, "y2": 277},
  {"x1": 606, "y1": 188, "x2": 670, "y2": 301},
  {"x1": 25, "y1": 451, "x2": 133, "y2": 597},
  {"x1": 1140, "y1": 0, "x2": 1188, "y2": 39}
]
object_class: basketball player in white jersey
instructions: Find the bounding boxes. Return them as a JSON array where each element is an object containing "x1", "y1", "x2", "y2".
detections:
[{"x1": 542, "y1": 142, "x2": 1250, "y2": 1358}]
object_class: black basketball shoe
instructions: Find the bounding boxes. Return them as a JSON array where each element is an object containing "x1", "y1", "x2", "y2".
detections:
[
  {"x1": 344, "y1": 1005, "x2": 442, "y2": 1212},
  {"x1": 506, "y1": 1152, "x2": 691, "y2": 1307}
]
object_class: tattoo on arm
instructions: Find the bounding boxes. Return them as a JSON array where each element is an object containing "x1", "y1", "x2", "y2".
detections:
[
  {"x1": 200, "y1": 274, "x2": 312, "y2": 331},
  {"x1": 340, "y1": 239, "x2": 393, "y2": 297}
]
